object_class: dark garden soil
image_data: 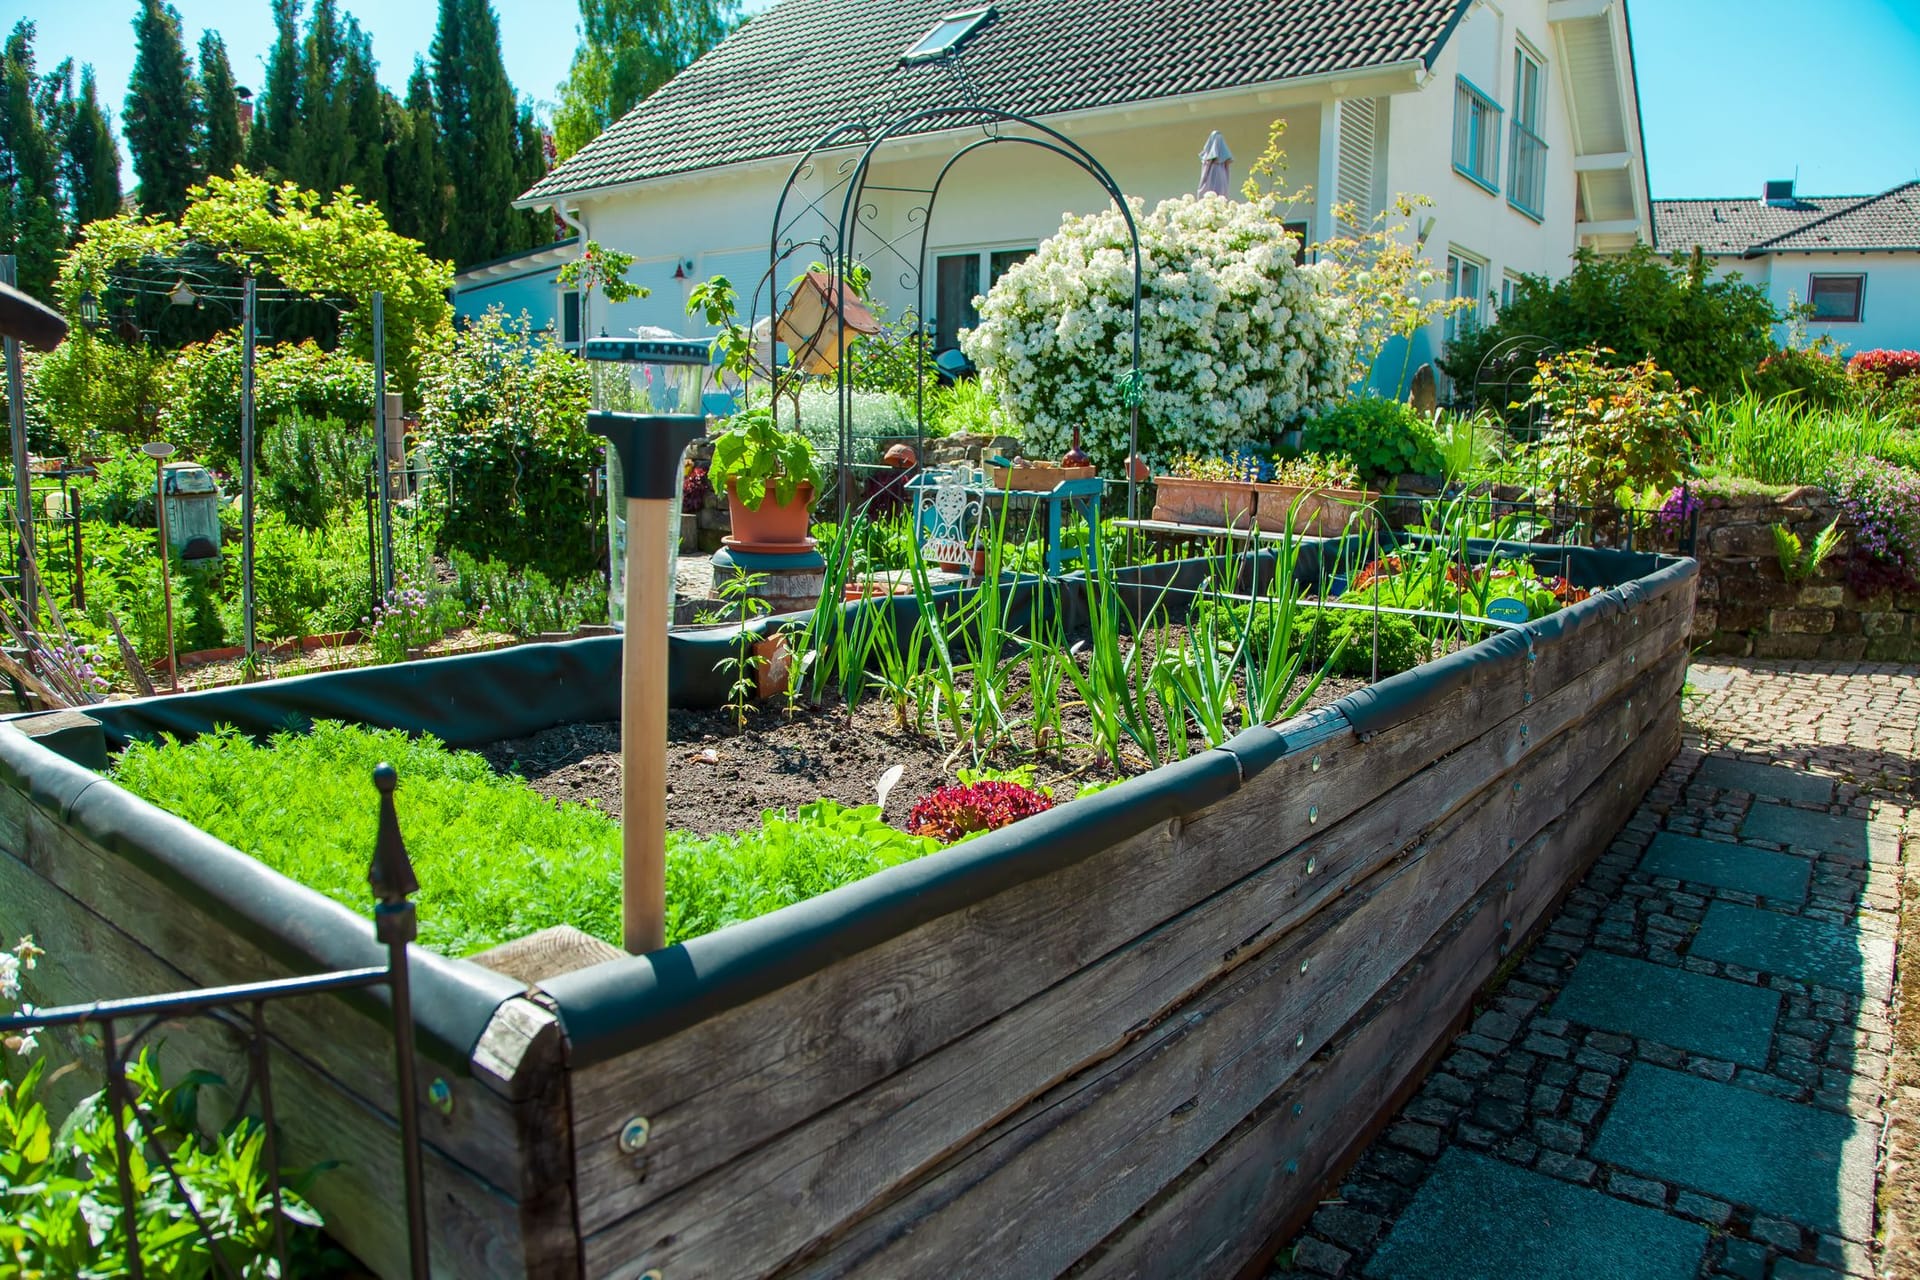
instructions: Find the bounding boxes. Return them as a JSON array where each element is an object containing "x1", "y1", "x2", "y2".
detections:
[{"x1": 479, "y1": 667, "x2": 1374, "y2": 837}]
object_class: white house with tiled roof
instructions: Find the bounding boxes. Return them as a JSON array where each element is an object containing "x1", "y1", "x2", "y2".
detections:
[
  {"x1": 516, "y1": 0, "x2": 1652, "y2": 389},
  {"x1": 1654, "y1": 180, "x2": 1920, "y2": 353}
]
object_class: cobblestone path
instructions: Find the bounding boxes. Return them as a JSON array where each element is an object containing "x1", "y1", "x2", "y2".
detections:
[{"x1": 1275, "y1": 660, "x2": 1917, "y2": 1280}]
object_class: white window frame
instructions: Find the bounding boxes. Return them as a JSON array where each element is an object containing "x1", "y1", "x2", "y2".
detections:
[
  {"x1": 902, "y1": 7, "x2": 992, "y2": 62},
  {"x1": 1499, "y1": 270, "x2": 1525, "y2": 313},
  {"x1": 1807, "y1": 273, "x2": 1866, "y2": 323}
]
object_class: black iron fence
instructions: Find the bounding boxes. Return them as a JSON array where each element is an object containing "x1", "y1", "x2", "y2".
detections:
[{"x1": 0, "y1": 765, "x2": 431, "y2": 1278}]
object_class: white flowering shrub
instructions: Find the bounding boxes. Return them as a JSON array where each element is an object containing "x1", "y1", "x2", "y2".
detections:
[{"x1": 962, "y1": 194, "x2": 1354, "y2": 471}]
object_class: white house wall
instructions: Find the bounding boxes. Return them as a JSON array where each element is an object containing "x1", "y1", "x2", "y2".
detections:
[
  {"x1": 558, "y1": 0, "x2": 1616, "y2": 402},
  {"x1": 452, "y1": 266, "x2": 565, "y2": 332},
  {"x1": 1383, "y1": 0, "x2": 1584, "y2": 388},
  {"x1": 1697, "y1": 253, "x2": 1920, "y2": 355},
  {"x1": 574, "y1": 103, "x2": 1322, "y2": 341}
]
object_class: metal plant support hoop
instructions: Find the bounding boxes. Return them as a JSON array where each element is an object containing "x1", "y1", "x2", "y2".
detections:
[{"x1": 750, "y1": 106, "x2": 1147, "y2": 520}]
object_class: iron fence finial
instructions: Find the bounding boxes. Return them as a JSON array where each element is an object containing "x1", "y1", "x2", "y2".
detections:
[{"x1": 368, "y1": 762, "x2": 419, "y2": 906}]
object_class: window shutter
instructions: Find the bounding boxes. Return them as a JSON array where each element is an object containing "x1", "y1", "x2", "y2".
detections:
[{"x1": 1337, "y1": 97, "x2": 1378, "y2": 237}]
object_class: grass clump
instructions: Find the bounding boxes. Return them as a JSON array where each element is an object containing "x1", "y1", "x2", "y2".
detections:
[{"x1": 111, "y1": 721, "x2": 942, "y2": 956}]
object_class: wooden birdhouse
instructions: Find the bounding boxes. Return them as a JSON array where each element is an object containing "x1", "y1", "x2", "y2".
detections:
[{"x1": 774, "y1": 270, "x2": 881, "y2": 375}]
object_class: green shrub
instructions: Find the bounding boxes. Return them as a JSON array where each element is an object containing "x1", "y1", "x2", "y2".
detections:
[
  {"x1": 1524, "y1": 349, "x2": 1695, "y2": 505},
  {"x1": 1750, "y1": 344, "x2": 1857, "y2": 409},
  {"x1": 413, "y1": 309, "x2": 601, "y2": 581},
  {"x1": 450, "y1": 551, "x2": 608, "y2": 637},
  {"x1": 928, "y1": 378, "x2": 1003, "y2": 438},
  {"x1": 79, "y1": 444, "x2": 161, "y2": 525},
  {"x1": 1439, "y1": 244, "x2": 1779, "y2": 402},
  {"x1": 25, "y1": 333, "x2": 169, "y2": 451},
  {"x1": 1298, "y1": 395, "x2": 1442, "y2": 483},
  {"x1": 111, "y1": 722, "x2": 942, "y2": 955},
  {"x1": 0, "y1": 1050, "x2": 336, "y2": 1276},
  {"x1": 792, "y1": 386, "x2": 911, "y2": 467},
  {"x1": 158, "y1": 334, "x2": 374, "y2": 466},
  {"x1": 263, "y1": 412, "x2": 372, "y2": 529},
  {"x1": 845, "y1": 318, "x2": 941, "y2": 403}
]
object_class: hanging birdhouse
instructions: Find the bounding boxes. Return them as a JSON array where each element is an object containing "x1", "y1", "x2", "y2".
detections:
[{"x1": 774, "y1": 270, "x2": 880, "y2": 376}]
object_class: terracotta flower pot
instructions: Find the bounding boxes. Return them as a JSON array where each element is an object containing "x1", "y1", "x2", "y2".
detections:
[
  {"x1": 1151, "y1": 476, "x2": 1258, "y2": 529},
  {"x1": 724, "y1": 479, "x2": 816, "y2": 553},
  {"x1": 1253, "y1": 484, "x2": 1378, "y2": 537}
]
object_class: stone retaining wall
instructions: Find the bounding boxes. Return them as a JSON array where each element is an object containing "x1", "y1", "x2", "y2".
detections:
[{"x1": 1692, "y1": 487, "x2": 1920, "y2": 662}]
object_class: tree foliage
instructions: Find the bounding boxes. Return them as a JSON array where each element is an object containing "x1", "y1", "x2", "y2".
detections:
[
  {"x1": 0, "y1": 21, "x2": 64, "y2": 298},
  {"x1": 413, "y1": 308, "x2": 602, "y2": 580},
  {"x1": 433, "y1": 0, "x2": 529, "y2": 267},
  {"x1": 62, "y1": 66, "x2": 124, "y2": 230},
  {"x1": 124, "y1": 0, "x2": 201, "y2": 218},
  {"x1": 251, "y1": 0, "x2": 303, "y2": 177},
  {"x1": 198, "y1": 31, "x2": 245, "y2": 180},
  {"x1": 1438, "y1": 244, "x2": 1780, "y2": 402},
  {"x1": 386, "y1": 60, "x2": 447, "y2": 253},
  {"x1": 59, "y1": 173, "x2": 453, "y2": 395},
  {"x1": 553, "y1": 0, "x2": 737, "y2": 161}
]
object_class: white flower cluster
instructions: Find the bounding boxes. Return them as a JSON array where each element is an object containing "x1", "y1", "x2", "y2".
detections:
[{"x1": 962, "y1": 194, "x2": 1355, "y2": 471}]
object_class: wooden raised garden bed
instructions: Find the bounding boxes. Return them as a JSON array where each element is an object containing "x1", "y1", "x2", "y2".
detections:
[{"x1": 0, "y1": 541, "x2": 1696, "y2": 1277}]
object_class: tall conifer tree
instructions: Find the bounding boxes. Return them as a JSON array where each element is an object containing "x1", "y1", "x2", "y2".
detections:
[
  {"x1": 198, "y1": 31, "x2": 245, "y2": 179},
  {"x1": 341, "y1": 18, "x2": 389, "y2": 206},
  {"x1": 124, "y1": 0, "x2": 201, "y2": 217},
  {"x1": 64, "y1": 65, "x2": 123, "y2": 228},
  {"x1": 0, "y1": 21, "x2": 64, "y2": 297},
  {"x1": 251, "y1": 0, "x2": 302, "y2": 176},
  {"x1": 289, "y1": 0, "x2": 347, "y2": 194},
  {"x1": 554, "y1": 0, "x2": 736, "y2": 161},
  {"x1": 387, "y1": 59, "x2": 447, "y2": 257},
  {"x1": 433, "y1": 0, "x2": 520, "y2": 266}
]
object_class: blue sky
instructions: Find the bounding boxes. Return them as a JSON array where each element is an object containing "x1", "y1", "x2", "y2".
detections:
[{"x1": 2, "y1": 0, "x2": 1917, "y2": 199}]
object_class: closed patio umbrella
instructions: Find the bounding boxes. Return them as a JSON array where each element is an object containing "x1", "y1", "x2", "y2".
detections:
[{"x1": 1196, "y1": 130, "x2": 1233, "y2": 199}]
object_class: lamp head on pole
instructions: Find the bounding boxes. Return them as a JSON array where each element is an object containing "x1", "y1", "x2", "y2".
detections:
[{"x1": 78, "y1": 291, "x2": 101, "y2": 329}]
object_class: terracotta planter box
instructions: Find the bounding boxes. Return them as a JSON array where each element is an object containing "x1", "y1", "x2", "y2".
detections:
[
  {"x1": 1150, "y1": 476, "x2": 1258, "y2": 529},
  {"x1": 1253, "y1": 484, "x2": 1379, "y2": 537}
]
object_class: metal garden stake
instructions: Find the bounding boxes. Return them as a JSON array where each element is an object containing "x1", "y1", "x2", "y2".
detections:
[{"x1": 141, "y1": 441, "x2": 179, "y2": 690}]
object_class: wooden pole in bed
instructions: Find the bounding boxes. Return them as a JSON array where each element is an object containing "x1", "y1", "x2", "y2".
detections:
[{"x1": 622, "y1": 493, "x2": 671, "y2": 954}]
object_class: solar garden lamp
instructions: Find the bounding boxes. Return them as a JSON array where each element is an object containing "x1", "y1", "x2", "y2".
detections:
[
  {"x1": 585, "y1": 336, "x2": 712, "y2": 954},
  {"x1": 140, "y1": 441, "x2": 179, "y2": 691}
]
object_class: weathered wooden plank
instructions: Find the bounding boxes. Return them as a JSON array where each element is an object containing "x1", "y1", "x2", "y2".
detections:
[
  {"x1": 576, "y1": 639, "x2": 1688, "y2": 1278},
  {"x1": 1067, "y1": 700, "x2": 1682, "y2": 1278},
  {"x1": 767, "y1": 658, "x2": 1681, "y2": 1279},
  {"x1": 0, "y1": 792, "x2": 531, "y2": 1202},
  {"x1": 466, "y1": 997, "x2": 583, "y2": 1279},
  {"x1": 0, "y1": 845, "x2": 547, "y2": 1278},
  {"x1": 567, "y1": 584, "x2": 1694, "y2": 1232}
]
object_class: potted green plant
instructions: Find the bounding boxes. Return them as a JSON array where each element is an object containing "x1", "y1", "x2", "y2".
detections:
[
  {"x1": 1254, "y1": 452, "x2": 1376, "y2": 536},
  {"x1": 707, "y1": 406, "x2": 822, "y2": 551},
  {"x1": 1151, "y1": 453, "x2": 1261, "y2": 529}
]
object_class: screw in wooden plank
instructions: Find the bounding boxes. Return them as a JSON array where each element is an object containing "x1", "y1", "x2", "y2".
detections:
[{"x1": 620, "y1": 1117, "x2": 651, "y2": 1153}]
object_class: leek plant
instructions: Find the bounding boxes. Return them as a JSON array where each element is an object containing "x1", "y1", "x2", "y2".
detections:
[{"x1": 1061, "y1": 545, "x2": 1170, "y2": 772}]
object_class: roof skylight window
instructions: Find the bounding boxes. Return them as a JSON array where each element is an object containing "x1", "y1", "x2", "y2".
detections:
[{"x1": 902, "y1": 7, "x2": 992, "y2": 62}]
